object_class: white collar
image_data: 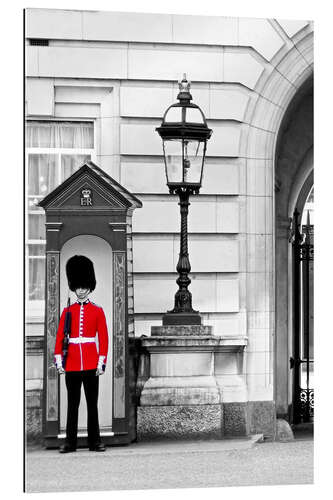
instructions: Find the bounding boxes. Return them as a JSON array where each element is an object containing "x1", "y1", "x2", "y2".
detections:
[{"x1": 76, "y1": 299, "x2": 90, "y2": 305}]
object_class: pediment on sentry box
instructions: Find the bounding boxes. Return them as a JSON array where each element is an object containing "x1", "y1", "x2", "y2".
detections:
[{"x1": 39, "y1": 162, "x2": 142, "y2": 211}]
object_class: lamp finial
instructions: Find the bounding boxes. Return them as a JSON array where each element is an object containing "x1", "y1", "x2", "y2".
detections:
[{"x1": 177, "y1": 74, "x2": 192, "y2": 101}]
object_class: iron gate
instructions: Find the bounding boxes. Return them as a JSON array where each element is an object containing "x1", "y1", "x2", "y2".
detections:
[{"x1": 290, "y1": 209, "x2": 314, "y2": 423}]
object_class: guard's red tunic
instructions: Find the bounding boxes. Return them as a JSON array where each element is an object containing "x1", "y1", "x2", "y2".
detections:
[{"x1": 54, "y1": 300, "x2": 109, "y2": 372}]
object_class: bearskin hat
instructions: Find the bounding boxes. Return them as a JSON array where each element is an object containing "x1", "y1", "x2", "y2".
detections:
[{"x1": 66, "y1": 255, "x2": 96, "y2": 292}]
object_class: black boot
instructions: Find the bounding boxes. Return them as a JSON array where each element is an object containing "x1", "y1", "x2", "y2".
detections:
[
  {"x1": 59, "y1": 443, "x2": 77, "y2": 453},
  {"x1": 89, "y1": 442, "x2": 105, "y2": 452}
]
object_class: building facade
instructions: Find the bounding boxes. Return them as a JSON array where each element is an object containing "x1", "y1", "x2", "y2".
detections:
[{"x1": 25, "y1": 8, "x2": 314, "y2": 442}]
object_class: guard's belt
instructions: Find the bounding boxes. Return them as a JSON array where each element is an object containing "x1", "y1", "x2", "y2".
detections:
[{"x1": 69, "y1": 337, "x2": 96, "y2": 344}]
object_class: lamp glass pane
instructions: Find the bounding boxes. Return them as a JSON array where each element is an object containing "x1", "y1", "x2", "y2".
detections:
[
  {"x1": 185, "y1": 107, "x2": 204, "y2": 124},
  {"x1": 183, "y1": 140, "x2": 204, "y2": 184},
  {"x1": 164, "y1": 107, "x2": 182, "y2": 123},
  {"x1": 163, "y1": 139, "x2": 183, "y2": 183}
]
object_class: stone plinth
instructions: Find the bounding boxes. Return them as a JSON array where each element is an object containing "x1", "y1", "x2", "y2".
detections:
[
  {"x1": 138, "y1": 325, "x2": 221, "y2": 440},
  {"x1": 137, "y1": 325, "x2": 250, "y2": 440}
]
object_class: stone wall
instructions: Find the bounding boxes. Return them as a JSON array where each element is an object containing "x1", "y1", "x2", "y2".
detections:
[
  {"x1": 26, "y1": 336, "x2": 43, "y2": 441},
  {"x1": 26, "y1": 390, "x2": 43, "y2": 443}
]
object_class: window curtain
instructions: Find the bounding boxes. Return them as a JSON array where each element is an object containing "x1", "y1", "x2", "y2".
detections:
[
  {"x1": 28, "y1": 154, "x2": 58, "y2": 197},
  {"x1": 61, "y1": 154, "x2": 91, "y2": 181},
  {"x1": 26, "y1": 121, "x2": 94, "y2": 149}
]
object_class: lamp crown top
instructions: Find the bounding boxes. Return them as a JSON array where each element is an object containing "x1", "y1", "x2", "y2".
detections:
[
  {"x1": 178, "y1": 74, "x2": 191, "y2": 92},
  {"x1": 177, "y1": 73, "x2": 192, "y2": 102}
]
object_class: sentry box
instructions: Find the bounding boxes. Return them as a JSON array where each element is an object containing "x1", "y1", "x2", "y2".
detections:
[{"x1": 39, "y1": 161, "x2": 142, "y2": 448}]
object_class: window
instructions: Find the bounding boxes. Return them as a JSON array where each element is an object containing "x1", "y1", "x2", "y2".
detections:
[
  {"x1": 301, "y1": 186, "x2": 314, "y2": 227},
  {"x1": 26, "y1": 121, "x2": 94, "y2": 315}
]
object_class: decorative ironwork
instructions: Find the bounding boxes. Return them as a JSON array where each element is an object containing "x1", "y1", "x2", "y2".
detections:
[
  {"x1": 163, "y1": 187, "x2": 201, "y2": 325},
  {"x1": 46, "y1": 251, "x2": 60, "y2": 421},
  {"x1": 299, "y1": 245, "x2": 314, "y2": 261},
  {"x1": 297, "y1": 388, "x2": 314, "y2": 421},
  {"x1": 173, "y1": 189, "x2": 194, "y2": 312},
  {"x1": 291, "y1": 209, "x2": 314, "y2": 423},
  {"x1": 113, "y1": 252, "x2": 126, "y2": 418}
]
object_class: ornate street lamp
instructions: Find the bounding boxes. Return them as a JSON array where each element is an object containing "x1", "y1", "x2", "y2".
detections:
[{"x1": 156, "y1": 74, "x2": 212, "y2": 325}]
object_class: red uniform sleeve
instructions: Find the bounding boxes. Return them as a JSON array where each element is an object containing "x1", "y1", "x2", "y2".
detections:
[
  {"x1": 54, "y1": 309, "x2": 66, "y2": 356},
  {"x1": 97, "y1": 307, "x2": 109, "y2": 363}
]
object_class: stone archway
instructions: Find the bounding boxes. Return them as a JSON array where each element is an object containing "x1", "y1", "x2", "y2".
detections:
[
  {"x1": 275, "y1": 78, "x2": 313, "y2": 420},
  {"x1": 239, "y1": 25, "x2": 314, "y2": 430}
]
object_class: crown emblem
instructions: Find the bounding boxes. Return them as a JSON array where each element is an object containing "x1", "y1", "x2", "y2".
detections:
[
  {"x1": 80, "y1": 188, "x2": 93, "y2": 206},
  {"x1": 81, "y1": 189, "x2": 91, "y2": 198}
]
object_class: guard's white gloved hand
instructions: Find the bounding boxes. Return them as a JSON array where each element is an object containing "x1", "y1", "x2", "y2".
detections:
[
  {"x1": 55, "y1": 354, "x2": 65, "y2": 375},
  {"x1": 96, "y1": 356, "x2": 106, "y2": 376}
]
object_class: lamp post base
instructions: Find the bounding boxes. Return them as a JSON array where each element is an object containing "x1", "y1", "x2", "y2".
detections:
[{"x1": 162, "y1": 311, "x2": 202, "y2": 326}]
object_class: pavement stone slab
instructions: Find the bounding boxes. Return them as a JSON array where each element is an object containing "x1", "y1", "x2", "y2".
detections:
[{"x1": 25, "y1": 436, "x2": 313, "y2": 493}]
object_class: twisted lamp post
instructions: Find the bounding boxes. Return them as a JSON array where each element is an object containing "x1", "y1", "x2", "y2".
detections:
[{"x1": 156, "y1": 75, "x2": 212, "y2": 325}]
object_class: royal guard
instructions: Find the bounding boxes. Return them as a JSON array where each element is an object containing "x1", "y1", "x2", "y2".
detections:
[{"x1": 54, "y1": 255, "x2": 109, "y2": 453}]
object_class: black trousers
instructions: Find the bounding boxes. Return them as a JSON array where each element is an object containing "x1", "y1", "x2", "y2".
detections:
[{"x1": 65, "y1": 370, "x2": 101, "y2": 448}]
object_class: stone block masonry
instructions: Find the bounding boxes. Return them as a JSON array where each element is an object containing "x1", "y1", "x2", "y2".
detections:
[
  {"x1": 137, "y1": 405, "x2": 223, "y2": 440},
  {"x1": 26, "y1": 390, "x2": 43, "y2": 443}
]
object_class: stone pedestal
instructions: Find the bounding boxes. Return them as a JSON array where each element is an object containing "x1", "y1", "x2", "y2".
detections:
[{"x1": 137, "y1": 325, "x2": 248, "y2": 440}]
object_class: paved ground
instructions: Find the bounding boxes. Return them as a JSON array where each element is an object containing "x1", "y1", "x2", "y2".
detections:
[{"x1": 25, "y1": 435, "x2": 313, "y2": 493}]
